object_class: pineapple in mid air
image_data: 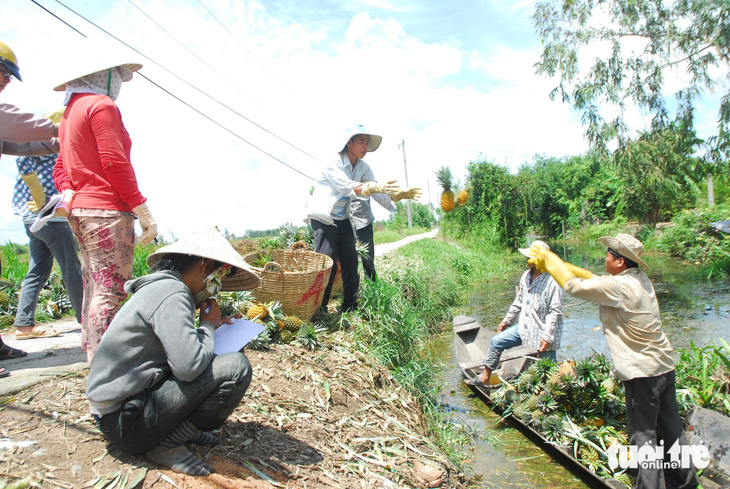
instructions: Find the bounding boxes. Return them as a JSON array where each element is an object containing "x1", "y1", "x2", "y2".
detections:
[{"x1": 435, "y1": 166, "x2": 455, "y2": 212}]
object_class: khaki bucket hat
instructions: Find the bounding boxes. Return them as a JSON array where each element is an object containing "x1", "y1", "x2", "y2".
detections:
[
  {"x1": 147, "y1": 227, "x2": 261, "y2": 291},
  {"x1": 598, "y1": 233, "x2": 649, "y2": 269},
  {"x1": 340, "y1": 124, "x2": 382, "y2": 153}
]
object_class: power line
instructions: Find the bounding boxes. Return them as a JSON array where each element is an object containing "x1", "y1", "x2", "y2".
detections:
[
  {"x1": 137, "y1": 72, "x2": 315, "y2": 181},
  {"x1": 127, "y1": 0, "x2": 268, "y2": 114},
  {"x1": 194, "y1": 0, "x2": 290, "y2": 94},
  {"x1": 48, "y1": 0, "x2": 326, "y2": 168},
  {"x1": 29, "y1": 0, "x2": 86, "y2": 37}
]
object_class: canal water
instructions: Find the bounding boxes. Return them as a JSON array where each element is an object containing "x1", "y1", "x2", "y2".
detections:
[{"x1": 434, "y1": 241, "x2": 730, "y2": 488}]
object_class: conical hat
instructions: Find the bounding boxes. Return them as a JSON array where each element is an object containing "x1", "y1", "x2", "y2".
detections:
[{"x1": 147, "y1": 227, "x2": 260, "y2": 291}]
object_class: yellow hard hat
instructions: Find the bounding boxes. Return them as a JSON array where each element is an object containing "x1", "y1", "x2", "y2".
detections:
[{"x1": 0, "y1": 41, "x2": 22, "y2": 81}]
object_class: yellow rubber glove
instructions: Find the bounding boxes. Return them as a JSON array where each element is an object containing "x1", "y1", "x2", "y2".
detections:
[
  {"x1": 361, "y1": 180, "x2": 399, "y2": 197},
  {"x1": 528, "y1": 244, "x2": 593, "y2": 287},
  {"x1": 21, "y1": 172, "x2": 47, "y2": 213},
  {"x1": 389, "y1": 187, "x2": 422, "y2": 202},
  {"x1": 133, "y1": 203, "x2": 158, "y2": 245}
]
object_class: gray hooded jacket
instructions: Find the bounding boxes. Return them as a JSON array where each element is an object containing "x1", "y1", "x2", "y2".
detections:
[{"x1": 85, "y1": 270, "x2": 216, "y2": 415}]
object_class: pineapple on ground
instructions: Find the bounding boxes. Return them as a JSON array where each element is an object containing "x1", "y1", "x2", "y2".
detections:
[
  {"x1": 0, "y1": 289, "x2": 10, "y2": 310},
  {"x1": 246, "y1": 301, "x2": 268, "y2": 321},
  {"x1": 435, "y1": 166, "x2": 455, "y2": 212},
  {"x1": 283, "y1": 315, "x2": 303, "y2": 333},
  {"x1": 0, "y1": 315, "x2": 14, "y2": 327}
]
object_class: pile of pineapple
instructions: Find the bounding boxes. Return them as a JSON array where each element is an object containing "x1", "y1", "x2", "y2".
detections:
[
  {"x1": 435, "y1": 166, "x2": 469, "y2": 212},
  {"x1": 0, "y1": 277, "x2": 16, "y2": 327},
  {"x1": 216, "y1": 291, "x2": 325, "y2": 350},
  {"x1": 490, "y1": 354, "x2": 636, "y2": 487}
]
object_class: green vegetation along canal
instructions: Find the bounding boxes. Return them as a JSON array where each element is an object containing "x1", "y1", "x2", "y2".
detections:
[{"x1": 433, "y1": 240, "x2": 730, "y2": 488}]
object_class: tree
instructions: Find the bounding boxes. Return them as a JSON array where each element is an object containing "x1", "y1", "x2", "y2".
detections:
[{"x1": 533, "y1": 0, "x2": 730, "y2": 177}]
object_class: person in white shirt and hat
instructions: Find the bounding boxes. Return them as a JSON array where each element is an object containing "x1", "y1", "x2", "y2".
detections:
[
  {"x1": 51, "y1": 47, "x2": 157, "y2": 362},
  {"x1": 529, "y1": 234, "x2": 699, "y2": 489},
  {"x1": 305, "y1": 124, "x2": 420, "y2": 312},
  {"x1": 465, "y1": 240, "x2": 564, "y2": 387},
  {"x1": 86, "y1": 227, "x2": 260, "y2": 477}
]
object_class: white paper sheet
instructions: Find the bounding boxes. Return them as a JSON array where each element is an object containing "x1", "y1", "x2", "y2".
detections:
[{"x1": 214, "y1": 318, "x2": 266, "y2": 355}]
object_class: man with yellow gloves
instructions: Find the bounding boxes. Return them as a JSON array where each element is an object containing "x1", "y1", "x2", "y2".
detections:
[
  {"x1": 529, "y1": 234, "x2": 699, "y2": 489},
  {"x1": 305, "y1": 124, "x2": 420, "y2": 313}
]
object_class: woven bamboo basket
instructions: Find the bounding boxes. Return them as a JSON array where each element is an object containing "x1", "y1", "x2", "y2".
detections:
[{"x1": 243, "y1": 242, "x2": 333, "y2": 321}]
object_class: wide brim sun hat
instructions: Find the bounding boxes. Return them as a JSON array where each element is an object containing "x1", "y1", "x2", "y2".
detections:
[
  {"x1": 518, "y1": 239, "x2": 550, "y2": 259},
  {"x1": 598, "y1": 233, "x2": 649, "y2": 269},
  {"x1": 340, "y1": 124, "x2": 382, "y2": 153},
  {"x1": 53, "y1": 42, "x2": 142, "y2": 92},
  {"x1": 147, "y1": 227, "x2": 261, "y2": 291}
]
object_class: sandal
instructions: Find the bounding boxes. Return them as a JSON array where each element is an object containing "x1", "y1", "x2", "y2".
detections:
[
  {"x1": 0, "y1": 344, "x2": 27, "y2": 360},
  {"x1": 0, "y1": 368, "x2": 9, "y2": 378},
  {"x1": 15, "y1": 327, "x2": 62, "y2": 340},
  {"x1": 464, "y1": 377, "x2": 489, "y2": 387}
]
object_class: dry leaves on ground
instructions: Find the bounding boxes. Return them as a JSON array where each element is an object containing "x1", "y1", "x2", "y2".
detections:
[{"x1": 0, "y1": 332, "x2": 467, "y2": 489}]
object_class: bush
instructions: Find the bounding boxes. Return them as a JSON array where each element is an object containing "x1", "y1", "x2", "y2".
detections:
[{"x1": 655, "y1": 204, "x2": 730, "y2": 276}]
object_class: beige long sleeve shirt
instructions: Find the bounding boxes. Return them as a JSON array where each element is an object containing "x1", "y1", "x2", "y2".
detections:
[
  {"x1": 0, "y1": 103, "x2": 58, "y2": 160},
  {"x1": 564, "y1": 268, "x2": 674, "y2": 381}
]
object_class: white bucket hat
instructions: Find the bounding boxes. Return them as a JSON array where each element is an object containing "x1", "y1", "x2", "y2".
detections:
[
  {"x1": 147, "y1": 227, "x2": 261, "y2": 291},
  {"x1": 519, "y1": 239, "x2": 549, "y2": 259},
  {"x1": 598, "y1": 233, "x2": 649, "y2": 268},
  {"x1": 340, "y1": 124, "x2": 382, "y2": 153}
]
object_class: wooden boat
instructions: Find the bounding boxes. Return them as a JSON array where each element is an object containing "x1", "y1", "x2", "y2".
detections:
[{"x1": 454, "y1": 315, "x2": 730, "y2": 489}]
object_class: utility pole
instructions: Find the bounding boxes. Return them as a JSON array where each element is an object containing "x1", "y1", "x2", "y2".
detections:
[{"x1": 398, "y1": 139, "x2": 412, "y2": 228}]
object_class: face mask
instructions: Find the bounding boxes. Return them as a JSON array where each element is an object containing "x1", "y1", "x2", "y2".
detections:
[{"x1": 193, "y1": 264, "x2": 231, "y2": 307}]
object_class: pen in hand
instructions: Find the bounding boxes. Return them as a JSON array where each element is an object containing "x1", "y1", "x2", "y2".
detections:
[{"x1": 204, "y1": 300, "x2": 212, "y2": 314}]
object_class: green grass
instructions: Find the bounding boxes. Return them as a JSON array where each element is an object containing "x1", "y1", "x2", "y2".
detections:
[{"x1": 322, "y1": 230, "x2": 520, "y2": 466}]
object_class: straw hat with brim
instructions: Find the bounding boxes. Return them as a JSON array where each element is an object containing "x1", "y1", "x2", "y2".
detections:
[
  {"x1": 340, "y1": 124, "x2": 382, "y2": 153},
  {"x1": 147, "y1": 227, "x2": 261, "y2": 291},
  {"x1": 518, "y1": 239, "x2": 549, "y2": 259},
  {"x1": 53, "y1": 59, "x2": 142, "y2": 92},
  {"x1": 598, "y1": 233, "x2": 649, "y2": 269}
]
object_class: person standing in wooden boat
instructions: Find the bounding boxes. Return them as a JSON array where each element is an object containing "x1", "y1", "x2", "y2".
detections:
[
  {"x1": 465, "y1": 240, "x2": 564, "y2": 387},
  {"x1": 529, "y1": 234, "x2": 699, "y2": 489}
]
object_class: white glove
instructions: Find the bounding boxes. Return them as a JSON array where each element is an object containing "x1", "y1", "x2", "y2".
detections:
[
  {"x1": 54, "y1": 189, "x2": 75, "y2": 218},
  {"x1": 133, "y1": 203, "x2": 158, "y2": 245},
  {"x1": 361, "y1": 180, "x2": 399, "y2": 197}
]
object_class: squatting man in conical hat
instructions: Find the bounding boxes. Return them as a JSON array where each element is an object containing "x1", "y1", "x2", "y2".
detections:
[
  {"x1": 529, "y1": 233, "x2": 700, "y2": 488},
  {"x1": 305, "y1": 124, "x2": 422, "y2": 313},
  {"x1": 0, "y1": 40, "x2": 66, "y2": 376},
  {"x1": 51, "y1": 44, "x2": 158, "y2": 362},
  {"x1": 86, "y1": 227, "x2": 261, "y2": 476},
  {"x1": 464, "y1": 240, "x2": 564, "y2": 387}
]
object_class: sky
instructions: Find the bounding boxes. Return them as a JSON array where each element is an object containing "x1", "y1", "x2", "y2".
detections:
[{"x1": 0, "y1": 0, "x2": 687, "y2": 244}]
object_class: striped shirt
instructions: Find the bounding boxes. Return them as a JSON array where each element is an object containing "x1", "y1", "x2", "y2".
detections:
[{"x1": 502, "y1": 269, "x2": 564, "y2": 350}]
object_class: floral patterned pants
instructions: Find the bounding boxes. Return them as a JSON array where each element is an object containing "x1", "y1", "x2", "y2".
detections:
[{"x1": 69, "y1": 209, "x2": 135, "y2": 363}]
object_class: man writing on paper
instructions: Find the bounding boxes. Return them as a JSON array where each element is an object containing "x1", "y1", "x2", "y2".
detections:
[{"x1": 86, "y1": 228, "x2": 260, "y2": 476}]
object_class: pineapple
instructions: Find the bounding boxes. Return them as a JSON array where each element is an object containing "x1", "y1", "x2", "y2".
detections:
[
  {"x1": 435, "y1": 166, "x2": 455, "y2": 212},
  {"x1": 0, "y1": 278, "x2": 14, "y2": 289},
  {"x1": 0, "y1": 290, "x2": 9, "y2": 309},
  {"x1": 614, "y1": 472, "x2": 635, "y2": 488},
  {"x1": 579, "y1": 444, "x2": 600, "y2": 464},
  {"x1": 283, "y1": 315, "x2": 303, "y2": 333},
  {"x1": 512, "y1": 402, "x2": 529, "y2": 420},
  {"x1": 601, "y1": 376, "x2": 616, "y2": 395},
  {"x1": 247, "y1": 302, "x2": 268, "y2": 321},
  {"x1": 456, "y1": 188, "x2": 469, "y2": 206},
  {"x1": 526, "y1": 394, "x2": 540, "y2": 411},
  {"x1": 297, "y1": 323, "x2": 327, "y2": 351},
  {"x1": 0, "y1": 315, "x2": 14, "y2": 327},
  {"x1": 536, "y1": 393, "x2": 558, "y2": 414}
]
